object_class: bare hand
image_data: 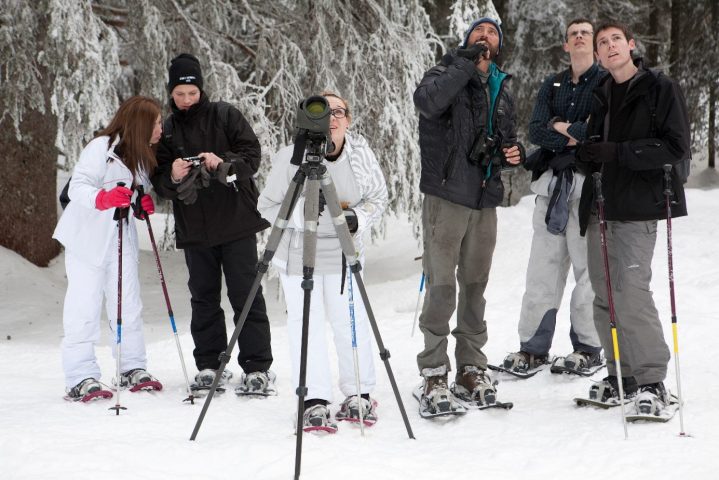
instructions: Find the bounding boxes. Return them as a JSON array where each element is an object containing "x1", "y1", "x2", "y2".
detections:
[
  {"x1": 199, "y1": 152, "x2": 223, "y2": 171},
  {"x1": 503, "y1": 145, "x2": 522, "y2": 165},
  {"x1": 171, "y1": 158, "x2": 192, "y2": 182}
]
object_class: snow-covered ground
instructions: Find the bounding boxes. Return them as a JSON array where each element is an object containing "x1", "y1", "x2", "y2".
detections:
[{"x1": 1, "y1": 189, "x2": 717, "y2": 480}]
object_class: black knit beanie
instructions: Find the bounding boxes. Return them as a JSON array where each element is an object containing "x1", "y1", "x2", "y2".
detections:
[{"x1": 167, "y1": 53, "x2": 203, "y2": 93}]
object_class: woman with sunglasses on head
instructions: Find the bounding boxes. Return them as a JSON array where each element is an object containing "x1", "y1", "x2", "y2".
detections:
[
  {"x1": 259, "y1": 91, "x2": 388, "y2": 433},
  {"x1": 53, "y1": 96, "x2": 163, "y2": 402}
]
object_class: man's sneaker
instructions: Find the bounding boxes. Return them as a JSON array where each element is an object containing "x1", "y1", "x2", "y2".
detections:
[
  {"x1": 453, "y1": 365, "x2": 496, "y2": 405},
  {"x1": 563, "y1": 351, "x2": 602, "y2": 370},
  {"x1": 235, "y1": 370, "x2": 277, "y2": 396},
  {"x1": 302, "y1": 404, "x2": 338, "y2": 434},
  {"x1": 191, "y1": 368, "x2": 233, "y2": 391},
  {"x1": 335, "y1": 395, "x2": 378, "y2": 426},
  {"x1": 119, "y1": 368, "x2": 163, "y2": 392},
  {"x1": 65, "y1": 378, "x2": 113, "y2": 402},
  {"x1": 635, "y1": 382, "x2": 670, "y2": 415},
  {"x1": 503, "y1": 351, "x2": 549, "y2": 373},
  {"x1": 589, "y1": 375, "x2": 638, "y2": 404}
]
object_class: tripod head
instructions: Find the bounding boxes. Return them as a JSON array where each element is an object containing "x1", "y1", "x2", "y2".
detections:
[{"x1": 291, "y1": 96, "x2": 335, "y2": 166}]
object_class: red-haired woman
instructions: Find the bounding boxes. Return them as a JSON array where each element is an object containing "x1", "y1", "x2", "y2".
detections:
[{"x1": 54, "y1": 96, "x2": 163, "y2": 401}]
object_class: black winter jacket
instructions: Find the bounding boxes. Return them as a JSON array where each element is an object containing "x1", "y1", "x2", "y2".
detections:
[
  {"x1": 414, "y1": 53, "x2": 520, "y2": 209},
  {"x1": 577, "y1": 64, "x2": 689, "y2": 235},
  {"x1": 152, "y1": 94, "x2": 270, "y2": 248}
]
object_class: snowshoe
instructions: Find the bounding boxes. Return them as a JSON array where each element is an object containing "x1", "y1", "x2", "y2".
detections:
[
  {"x1": 301, "y1": 404, "x2": 338, "y2": 434},
  {"x1": 450, "y1": 366, "x2": 513, "y2": 410},
  {"x1": 234, "y1": 370, "x2": 277, "y2": 397},
  {"x1": 574, "y1": 375, "x2": 637, "y2": 409},
  {"x1": 625, "y1": 382, "x2": 680, "y2": 423},
  {"x1": 335, "y1": 395, "x2": 378, "y2": 426},
  {"x1": 550, "y1": 351, "x2": 605, "y2": 377},
  {"x1": 118, "y1": 368, "x2": 163, "y2": 392},
  {"x1": 489, "y1": 351, "x2": 549, "y2": 379},
  {"x1": 190, "y1": 368, "x2": 233, "y2": 396},
  {"x1": 64, "y1": 378, "x2": 113, "y2": 403}
]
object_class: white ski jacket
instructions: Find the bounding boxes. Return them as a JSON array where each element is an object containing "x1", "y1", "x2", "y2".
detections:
[
  {"x1": 53, "y1": 136, "x2": 151, "y2": 267},
  {"x1": 258, "y1": 132, "x2": 388, "y2": 275}
]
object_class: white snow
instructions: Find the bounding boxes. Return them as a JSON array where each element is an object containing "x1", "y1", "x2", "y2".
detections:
[{"x1": 1, "y1": 189, "x2": 717, "y2": 479}]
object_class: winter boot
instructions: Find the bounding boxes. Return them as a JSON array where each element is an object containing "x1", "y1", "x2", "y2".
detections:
[
  {"x1": 235, "y1": 370, "x2": 277, "y2": 396},
  {"x1": 335, "y1": 395, "x2": 378, "y2": 426},
  {"x1": 65, "y1": 378, "x2": 113, "y2": 402},
  {"x1": 419, "y1": 366, "x2": 464, "y2": 415},
  {"x1": 454, "y1": 365, "x2": 496, "y2": 405},
  {"x1": 635, "y1": 382, "x2": 671, "y2": 415},
  {"x1": 589, "y1": 375, "x2": 638, "y2": 404},
  {"x1": 503, "y1": 351, "x2": 549, "y2": 373},
  {"x1": 191, "y1": 368, "x2": 233, "y2": 391},
  {"x1": 119, "y1": 368, "x2": 163, "y2": 392},
  {"x1": 563, "y1": 351, "x2": 602, "y2": 370},
  {"x1": 302, "y1": 403, "x2": 338, "y2": 434}
]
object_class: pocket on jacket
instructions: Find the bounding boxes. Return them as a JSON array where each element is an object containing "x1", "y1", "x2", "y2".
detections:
[{"x1": 442, "y1": 146, "x2": 457, "y2": 183}]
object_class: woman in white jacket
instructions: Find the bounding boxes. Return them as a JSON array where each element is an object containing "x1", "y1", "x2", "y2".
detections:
[
  {"x1": 54, "y1": 96, "x2": 163, "y2": 402},
  {"x1": 258, "y1": 92, "x2": 388, "y2": 432}
]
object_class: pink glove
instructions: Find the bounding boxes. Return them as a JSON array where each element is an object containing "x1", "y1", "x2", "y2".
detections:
[
  {"x1": 135, "y1": 194, "x2": 155, "y2": 219},
  {"x1": 95, "y1": 186, "x2": 133, "y2": 211}
]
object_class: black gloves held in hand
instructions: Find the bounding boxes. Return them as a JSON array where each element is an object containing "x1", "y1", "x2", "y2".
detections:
[
  {"x1": 343, "y1": 208, "x2": 358, "y2": 234},
  {"x1": 577, "y1": 141, "x2": 618, "y2": 164},
  {"x1": 456, "y1": 43, "x2": 488, "y2": 63}
]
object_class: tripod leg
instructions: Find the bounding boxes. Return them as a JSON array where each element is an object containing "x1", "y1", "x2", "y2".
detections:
[
  {"x1": 294, "y1": 171, "x2": 322, "y2": 480},
  {"x1": 190, "y1": 171, "x2": 307, "y2": 441},
  {"x1": 320, "y1": 172, "x2": 415, "y2": 440}
]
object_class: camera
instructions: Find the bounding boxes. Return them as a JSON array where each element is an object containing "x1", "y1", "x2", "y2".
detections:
[
  {"x1": 182, "y1": 156, "x2": 204, "y2": 168},
  {"x1": 469, "y1": 133, "x2": 501, "y2": 168},
  {"x1": 290, "y1": 96, "x2": 334, "y2": 166}
]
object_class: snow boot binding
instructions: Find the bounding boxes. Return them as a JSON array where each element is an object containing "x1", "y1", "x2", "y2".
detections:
[
  {"x1": 626, "y1": 382, "x2": 679, "y2": 423},
  {"x1": 65, "y1": 377, "x2": 113, "y2": 402},
  {"x1": 190, "y1": 368, "x2": 233, "y2": 395},
  {"x1": 235, "y1": 370, "x2": 277, "y2": 397},
  {"x1": 335, "y1": 395, "x2": 378, "y2": 426},
  {"x1": 574, "y1": 375, "x2": 638, "y2": 408},
  {"x1": 119, "y1": 368, "x2": 163, "y2": 392},
  {"x1": 302, "y1": 404, "x2": 338, "y2": 434},
  {"x1": 550, "y1": 351, "x2": 604, "y2": 376},
  {"x1": 489, "y1": 351, "x2": 549, "y2": 378},
  {"x1": 413, "y1": 366, "x2": 466, "y2": 418}
]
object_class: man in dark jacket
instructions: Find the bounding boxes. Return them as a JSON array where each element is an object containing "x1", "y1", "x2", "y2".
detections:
[
  {"x1": 413, "y1": 17, "x2": 524, "y2": 414},
  {"x1": 575, "y1": 23, "x2": 689, "y2": 415},
  {"x1": 503, "y1": 18, "x2": 604, "y2": 376},
  {"x1": 152, "y1": 53, "x2": 275, "y2": 395}
]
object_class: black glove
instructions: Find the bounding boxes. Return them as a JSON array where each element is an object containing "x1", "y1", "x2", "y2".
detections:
[
  {"x1": 198, "y1": 165, "x2": 211, "y2": 188},
  {"x1": 176, "y1": 168, "x2": 201, "y2": 205},
  {"x1": 216, "y1": 162, "x2": 237, "y2": 188},
  {"x1": 318, "y1": 189, "x2": 326, "y2": 216},
  {"x1": 455, "y1": 43, "x2": 488, "y2": 63},
  {"x1": 578, "y1": 142, "x2": 617, "y2": 164},
  {"x1": 343, "y1": 208, "x2": 358, "y2": 234}
]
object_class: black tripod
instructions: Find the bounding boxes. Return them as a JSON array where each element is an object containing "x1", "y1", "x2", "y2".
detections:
[{"x1": 189, "y1": 140, "x2": 415, "y2": 479}]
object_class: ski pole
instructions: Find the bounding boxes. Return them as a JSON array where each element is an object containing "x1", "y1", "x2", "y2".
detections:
[
  {"x1": 663, "y1": 164, "x2": 686, "y2": 436},
  {"x1": 347, "y1": 269, "x2": 365, "y2": 436},
  {"x1": 110, "y1": 182, "x2": 129, "y2": 415},
  {"x1": 135, "y1": 186, "x2": 194, "y2": 404},
  {"x1": 410, "y1": 269, "x2": 425, "y2": 337},
  {"x1": 593, "y1": 173, "x2": 628, "y2": 439}
]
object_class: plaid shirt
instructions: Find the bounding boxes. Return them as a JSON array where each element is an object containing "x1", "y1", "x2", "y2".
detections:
[{"x1": 528, "y1": 63, "x2": 604, "y2": 152}]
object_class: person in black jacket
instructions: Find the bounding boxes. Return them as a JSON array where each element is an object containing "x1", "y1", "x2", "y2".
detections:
[
  {"x1": 151, "y1": 53, "x2": 275, "y2": 396},
  {"x1": 413, "y1": 17, "x2": 524, "y2": 414},
  {"x1": 575, "y1": 23, "x2": 689, "y2": 415}
]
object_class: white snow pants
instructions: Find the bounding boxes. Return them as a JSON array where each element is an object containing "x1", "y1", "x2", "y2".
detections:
[
  {"x1": 280, "y1": 271, "x2": 376, "y2": 403},
  {"x1": 62, "y1": 242, "x2": 146, "y2": 389}
]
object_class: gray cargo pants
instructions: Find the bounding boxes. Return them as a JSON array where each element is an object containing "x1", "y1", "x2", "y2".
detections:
[
  {"x1": 417, "y1": 194, "x2": 497, "y2": 373},
  {"x1": 586, "y1": 217, "x2": 670, "y2": 385}
]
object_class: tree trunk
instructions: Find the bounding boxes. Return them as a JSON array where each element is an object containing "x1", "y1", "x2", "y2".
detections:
[
  {"x1": 646, "y1": 0, "x2": 661, "y2": 66},
  {"x1": 0, "y1": 15, "x2": 60, "y2": 267},
  {"x1": 710, "y1": 0, "x2": 718, "y2": 168},
  {"x1": 669, "y1": 0, "x2": 681, "y2": 78}
]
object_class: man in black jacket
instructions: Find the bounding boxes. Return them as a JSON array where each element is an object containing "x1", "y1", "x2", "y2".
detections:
[
  {"x1": 413, "y1": 17, "x2": 524, "y2": 414},
  {"x1": 576, "y1": 23, "x2": 689, "y2": 415},
  {"x1": 152, "y1": 54, "x2": 275, "y2": 395}
]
